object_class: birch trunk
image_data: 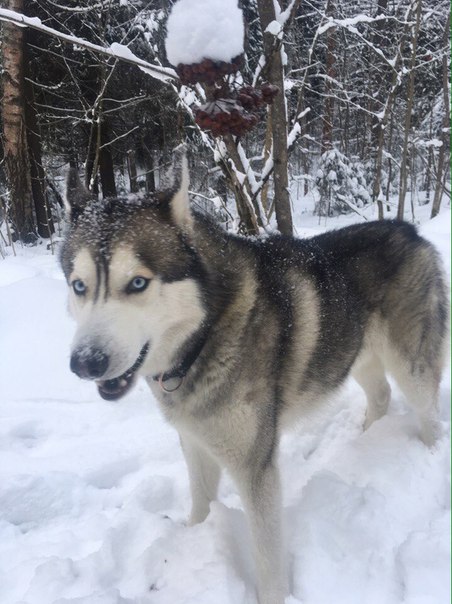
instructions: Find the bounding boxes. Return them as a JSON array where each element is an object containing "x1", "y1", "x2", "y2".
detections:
[{"x1": 1, "y1": 0, "x2": 35, "y2": 242}]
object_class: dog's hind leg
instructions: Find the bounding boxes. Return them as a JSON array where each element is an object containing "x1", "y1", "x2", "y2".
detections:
[
  {"x1": 384, "y1": 254, "x2": 448, "y2": 446},
  {"x1": 388, "y1": 358, "x2": 442, "y2": 447},
  {"x1": 180, "y1": 435, "x2": 221, "y2": 525},
  {"x1": 385, "y1": 308, "x2": 446, "y2": 447},
  {"x1": 352, "y1": 352, "x2": 392, "y2": 431}
]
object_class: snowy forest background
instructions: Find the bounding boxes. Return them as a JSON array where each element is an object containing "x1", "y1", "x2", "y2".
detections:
[
  {"x1": 0, "y1": 3, "x2": 450, "y2": 603},
  {"x1": 0, "y1": 0, "x2": 450, "y2": 249}
]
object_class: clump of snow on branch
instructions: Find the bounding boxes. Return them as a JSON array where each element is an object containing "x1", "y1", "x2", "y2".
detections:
[{"x1": 165, "y1": 0, "x2": 244, "y2": 66}]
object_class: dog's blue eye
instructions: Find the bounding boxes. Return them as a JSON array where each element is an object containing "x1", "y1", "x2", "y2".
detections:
[
  {"x1": 72, "y1": 279, "x2": 86, "y2": 295},
  {"x1": 127, "y1": 276, "x2": 149, "y2": 293}
]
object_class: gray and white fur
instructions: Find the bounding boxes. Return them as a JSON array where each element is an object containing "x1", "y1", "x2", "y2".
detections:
[{"x1": 60, "y1": 148, "x2": 448, "y2": 604}]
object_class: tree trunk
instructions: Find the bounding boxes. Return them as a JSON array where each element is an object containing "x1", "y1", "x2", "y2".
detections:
[
  {"x1": 315, "y1": 0, "x2": 336, "y2": 217},
  {"x1": 85, "y1": 121, "x2": 117, "y2": 198},
  {"x1": 321, "y1": 0, "x2": 335, "y2": 154},
  {"x1": 261, "y1": 112, "x2": 273, "y2": 216},
  {"x1": 99, "y1": 143, "x2": 117, "y2": 198},
  {"x1": 373, "y1": 126, "x2": 385, "y2": 219},
  {"x1": 222, "y1": 135, "x2": 261, "y2": 235},
  {"x1": 256, "y1": 0, "x2": 293, "y2": 235},
  {"x1": 1, "y1": 0, "x2": 36, "y2": 242},
  {"x1": 431, "y1": 10, "x2": 450, "y2": 219},
  {"x1": 369, "y1": 0, "x2": 388, "y2": 219},
  {"x1": 24, "y1": 44, "x2": 54, "y2": 238},
  {"x1": 145, "y1": 152, "x2": 156, "y2": 193},
  {"x1": 397, "y1": 0, "x2": 422, "y2": 221},
  {"x1": 386, "y1": 114, "x2": 394, "y2": 211},
  {"x1": 367, "y1": 0, "x2": 414, "y2": 220},
  {"x1": 85, "y1": 121, "x2": 99, "y2": 195},
  {"x1": 127, "y1": 150, "x2": 139, "y2": 193}
]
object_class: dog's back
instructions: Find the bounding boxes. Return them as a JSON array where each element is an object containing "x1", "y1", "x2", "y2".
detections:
[
  {"x1": 278, "y1": 220, "x2": 448, "y2": 443},
  {"x1": 194, "y1": 218, "x2": 447, "y2": 439}
]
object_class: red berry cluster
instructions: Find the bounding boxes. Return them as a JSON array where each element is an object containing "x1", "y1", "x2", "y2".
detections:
[
  {"x1": 237, "y1": 84, "x2": 279, "y2": 111},
  {"x1": 176, "y1": 55, "x2": 244, "y2": 86},
  {"x1": 195, "y1": 99, "x2": 258, "y2": 137},
  {"x1": 194, "y1": 83, "x2": 279, "y2": 138}
]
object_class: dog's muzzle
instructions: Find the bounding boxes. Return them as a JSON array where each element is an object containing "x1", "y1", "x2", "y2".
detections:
[{"x1": 70, "y1": 343, "x2": 149, "y2": 401}]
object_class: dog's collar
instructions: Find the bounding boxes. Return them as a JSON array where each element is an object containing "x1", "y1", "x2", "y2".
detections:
[
  {"x1": 156, "y1": 373, "x2": 184, "y2": 393},
  {"x1": 152, "y1": 326, "x2": 209, "y2": 392}
]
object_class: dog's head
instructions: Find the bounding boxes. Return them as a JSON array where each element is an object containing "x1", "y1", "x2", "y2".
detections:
[{"x1": 60, "y1": 149, "x2": 206, "y2": 400}]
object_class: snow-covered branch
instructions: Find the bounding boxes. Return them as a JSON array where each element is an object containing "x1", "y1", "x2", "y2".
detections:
[
  {"x1": 0, "y1": 8, "x2": 177, "y2": 83},
  {"x1": 317, "y1": 13, "x2": 410, "y2": 36}
]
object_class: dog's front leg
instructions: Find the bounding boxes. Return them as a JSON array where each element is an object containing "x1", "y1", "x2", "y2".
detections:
[
  {"x1": 231, "y1": 460, "x2": 287, "y2": 604},
  {"x1": 180, "y1": 434, "x2": 221, "y2": 525}
]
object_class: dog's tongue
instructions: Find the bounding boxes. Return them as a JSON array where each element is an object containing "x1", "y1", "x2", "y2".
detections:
[{"x1": 97, "y1": 375, "x2": 132, "y2": 401}]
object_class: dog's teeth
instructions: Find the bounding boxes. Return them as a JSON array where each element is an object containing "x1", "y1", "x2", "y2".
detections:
[{"x1": 120, "y1": 379, "x2": 127, "y2": 387}]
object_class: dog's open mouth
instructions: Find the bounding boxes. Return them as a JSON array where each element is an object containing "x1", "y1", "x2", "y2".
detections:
[{"x1": 96, "y1": 343, "x2": 149, "y2": 401}]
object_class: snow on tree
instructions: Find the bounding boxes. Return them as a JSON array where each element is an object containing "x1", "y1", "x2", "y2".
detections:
[
  {"x1": 161, "y1": 0, "x2": 292, "y2": 235},
  {"x1": 165, "y1": 0, "x2": 244, "y2": 66},
  {"x1": 315, "y1": 148, "x2": 370, "y2": 217},
  {"x1": 0, "y1": 0, "x2": 449, "y2": 242}
]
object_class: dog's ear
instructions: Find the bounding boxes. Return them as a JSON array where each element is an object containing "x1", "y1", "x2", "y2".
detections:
[
  {"x1": 65, "y1": 168, "x2": 92, "y2": 222},
  {"x1": 166, "y1": 145, "x2": 193, "y2": 233}
]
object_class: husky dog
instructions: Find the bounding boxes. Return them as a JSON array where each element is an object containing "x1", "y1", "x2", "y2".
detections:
[{"x1": 60, "y1": 148, "x2": 448, "y2": 604}]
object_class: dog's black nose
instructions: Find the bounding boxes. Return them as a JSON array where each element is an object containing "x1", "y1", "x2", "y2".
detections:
[{"x1": 70, "y1": 348, "x2": 109, "y2": 379}]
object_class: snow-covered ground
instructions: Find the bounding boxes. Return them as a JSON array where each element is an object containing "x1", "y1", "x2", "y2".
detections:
[{"x1": 0, "y1": 200, "x2": 450, "y2": 604}]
